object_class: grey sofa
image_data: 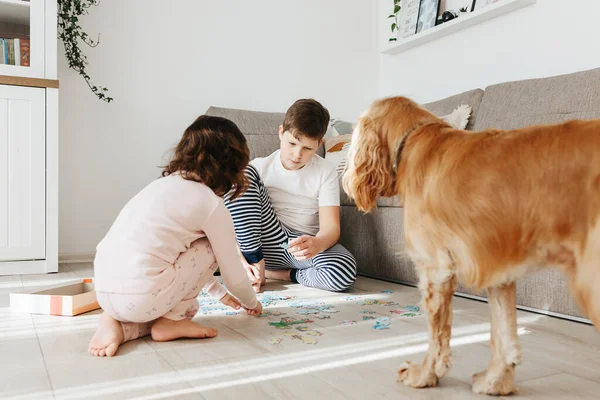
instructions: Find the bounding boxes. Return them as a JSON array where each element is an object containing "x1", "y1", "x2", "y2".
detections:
[{"x1": 206, "y1": 66, "x2": 600, "y2": 322}]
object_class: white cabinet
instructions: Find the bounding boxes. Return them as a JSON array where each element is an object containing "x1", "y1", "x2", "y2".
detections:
[
  {"x1": 0, "y1": 0, "x2": 57, "y2": 275},
  {"x1": 0, "y1": 0, "x2": 46, "y2": 78},
  {"x1": 0, "y1": 84, "x2": 45, "y2": 261}
]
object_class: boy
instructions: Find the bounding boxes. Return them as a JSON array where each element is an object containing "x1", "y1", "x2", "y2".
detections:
[{"x1": 224, "y1": 99, "x2": 357, "y2": 292}]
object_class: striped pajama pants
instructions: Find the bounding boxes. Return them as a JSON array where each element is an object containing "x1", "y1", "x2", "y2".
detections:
[{"x1": 224, "y1": 165, "x2": 357, "y2": 292}]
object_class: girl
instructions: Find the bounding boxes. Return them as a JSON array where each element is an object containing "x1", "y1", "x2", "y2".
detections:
[{"x1": 88, "y1": 115, "x2": 262, "y2": 357}]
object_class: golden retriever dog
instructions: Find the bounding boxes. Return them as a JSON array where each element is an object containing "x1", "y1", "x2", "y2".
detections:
[{"x1": 342, "y1": 96, "x2": 600, "y2": 395}]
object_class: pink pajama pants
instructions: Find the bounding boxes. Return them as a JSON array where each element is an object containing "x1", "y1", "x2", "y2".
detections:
[{"x1": 96, "y1": 238, "x2": 218, "y2": 341}]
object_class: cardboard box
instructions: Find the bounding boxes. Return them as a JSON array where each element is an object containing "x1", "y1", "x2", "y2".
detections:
[{"x1": 10, "y1": 278, "x2": 100, "y2": 316}]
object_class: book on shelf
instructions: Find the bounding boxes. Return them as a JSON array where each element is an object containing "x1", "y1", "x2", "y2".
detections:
[{"x1": 0, "y1": 37, "x2": 30, "y2": 66}]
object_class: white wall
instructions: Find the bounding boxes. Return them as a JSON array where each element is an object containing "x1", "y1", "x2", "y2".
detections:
[
  {"x1": 59, "y1": 0, "x2": 379, "y2": 255},
  {"x1": 378, "y1": 0, "x2": 600, "y2": 103}
]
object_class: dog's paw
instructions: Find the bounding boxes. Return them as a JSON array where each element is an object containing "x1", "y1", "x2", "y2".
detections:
[
  {"x1": 397, "y1": 361, "x2": 439, "y2": 388},
  {"x1": 472, "y1": 368, "x2": 517, "y2": 396}
]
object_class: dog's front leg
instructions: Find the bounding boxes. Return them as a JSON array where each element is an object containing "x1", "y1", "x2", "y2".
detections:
[
  {"x1": 397, "y1": 266, "x2": 456, "y2": 388},
  {"x1": 472, "y1": 282, "x2": 520, "y2": 395}
]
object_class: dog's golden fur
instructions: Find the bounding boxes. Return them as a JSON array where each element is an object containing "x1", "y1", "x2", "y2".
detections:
[{"x1": 342, "y1": 96, "x2": 600, "y2": 395}]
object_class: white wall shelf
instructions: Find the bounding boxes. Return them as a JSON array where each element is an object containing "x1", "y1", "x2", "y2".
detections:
[
  {"x1": 382, "y1": 0, "x2": 536, "y2": 55},
  {"x1": 0, "y1": 0, "x2": 31, "y2": 26}
]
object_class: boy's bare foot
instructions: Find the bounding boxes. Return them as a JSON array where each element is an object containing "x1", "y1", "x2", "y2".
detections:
[
  {"x1": 89, "y1": 312, "x2": 125, "y2": 357},
  {"x1": 150, "y1": 317, "x2": 218, "y2": 342},
  {"x1": 265, "y1": 269, "x2": 291, "y2": 282}
]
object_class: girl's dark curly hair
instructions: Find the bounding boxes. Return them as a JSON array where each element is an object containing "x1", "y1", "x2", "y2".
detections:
[{"x1": 162, "y1": 115, "x2": 249, "y2": 200}]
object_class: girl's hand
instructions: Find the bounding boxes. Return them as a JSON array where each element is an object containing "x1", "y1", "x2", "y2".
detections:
[
  {"x1": 288, "y1": 235, "x2": 321, "y2": 260},
  {"x1": 244, "y1": 301, "x2": 263, "y2": 316},
  {"x1": 220, "y1": 293, "x2": 241, "y2": 310}
]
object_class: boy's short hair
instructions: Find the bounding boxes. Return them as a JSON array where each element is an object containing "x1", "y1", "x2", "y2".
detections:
[{"x1": 282, "y1": 99, "x2": 330, "y2": 141}]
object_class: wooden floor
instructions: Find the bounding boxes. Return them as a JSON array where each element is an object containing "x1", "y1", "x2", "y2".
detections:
[{"x1": 1, "y1": 263, "x2": 599, "y2": 399}]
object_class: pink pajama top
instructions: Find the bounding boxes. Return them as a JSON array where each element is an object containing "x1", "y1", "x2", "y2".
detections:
[{"x1": 93, "y1": 174, "x2": 258, "y2": 309}]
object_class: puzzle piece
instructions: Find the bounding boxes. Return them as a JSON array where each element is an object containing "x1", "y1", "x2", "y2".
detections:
[
  {"x1": 198, "y1": 306, "x2": 229, "y2": 315},
  {"x1": 269, "y1": 337, "x2": 283, "y2": 345},
  {"x1": 362, "y1": 316, "x2": 376, "y2": 320},
  {"x1": 297, "y1": 309, "x2": 320, "y2": 315},
  {"x1": 356, "y1": 299, "x2": 400, "y2": 307},
  {"x1": 380, "y1": 290, "x2": 393, "y2": 294},
  {"x1": 398, "y1": 312, "x2": 422, "y2": 318},
  {"x1": 360, "y1": 310, "x2": 377, "y2": 314},
  {"x1": 379, "y1": 301, "x2": 401, "y2": 307},
  {"x1": 304, "y1": 330, "x2": 323, "y2": 337},
  {"x1": 357, "y1": 299, "x2": 380, "y2": 306},
  {"x1": 403, "y1": 305, "x2": 420, "y2": 312},
  {"x1": 269, "y1": 318, "x2": 314, "y2": 329},
  {"x1": 288, "y1": 300, "x2": 325, "y2": 308},
  {"x1": 296, "y1": 326, "x2": 311, "y2": 332},
  {"x1": 299, "y1": 336, "x2": 319, "y2": 344},
  {"x1": 258, "y1": 310, "x2": 286, "y2": 318},
  {"x1": 343, "y1": 295, "x2": 360, "y2": 301},
  {"x1": 373, "y1": 316, "x2": 391, "y2": 330},
  {"x1": 284, "y1": 333, "x2": 319, "y2": 344},
  {"x1": 257, "y1": 293, "x2": 296, "y2": 307},
  {"x1": 340, "y1": 320, "x2": 357, "y2": 326},
  {"x1": 314, "y1": 314, "x2": 331, "y2": 319}
]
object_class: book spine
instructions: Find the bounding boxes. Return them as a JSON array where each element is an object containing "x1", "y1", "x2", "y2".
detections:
[{"x1": 20, "y1": 38, "x2": 30, "y2": 66}]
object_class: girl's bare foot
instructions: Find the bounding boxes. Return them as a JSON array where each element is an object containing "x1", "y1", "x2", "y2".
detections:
[
  {"x1": 150, "y1": 318, "x2": 218, "y2": 342},
  {"x1": 88, "y1": 312, "x2": 125, "y2": 357}
]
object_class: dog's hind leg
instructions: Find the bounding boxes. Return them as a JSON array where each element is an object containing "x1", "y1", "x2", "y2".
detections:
[
  {"x1": 564, "y1": 217, "x2": 600, "y2": 330},
  {"x1": 472, "y1": 282, "x2": 520, "y2": 395},
  {"x1": 397, "y1": 266, "x2": 456, "y2": 388}
]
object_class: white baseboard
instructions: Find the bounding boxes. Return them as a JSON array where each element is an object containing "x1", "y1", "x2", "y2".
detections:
[{"x1": 59, "y1": 252, "x2": 96, "y2": 264}]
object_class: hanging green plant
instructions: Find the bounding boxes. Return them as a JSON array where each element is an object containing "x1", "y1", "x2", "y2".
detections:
[
  {"x1": 57, "y1": 0, "x2": 113, "y2": 102},
  {"x1": 388, "y1": 0, "x2": 401, "y2": 41}
]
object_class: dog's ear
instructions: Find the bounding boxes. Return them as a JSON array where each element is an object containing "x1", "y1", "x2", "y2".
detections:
[{"x1": 343, "y1": 117, "x2": 395, "y2": 213}]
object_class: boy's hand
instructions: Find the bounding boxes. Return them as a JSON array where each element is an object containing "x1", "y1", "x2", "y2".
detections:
[
  {"x1": 220, "y1": 293, "x2": 241, "y2": 310},
  {"x1": 288, "y1": 235, "x2": 321, "y2": 260},
  {"x1": 244, "y1": 301, "x2": 263, "y2": 316},
  {"x1": 240, "y1": 256, "x2": 265, "y2": 293}
]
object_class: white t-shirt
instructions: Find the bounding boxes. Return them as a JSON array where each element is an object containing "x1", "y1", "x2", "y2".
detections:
[{"x1": 251, "y1": 150, "x2": 340, "y2": 235}]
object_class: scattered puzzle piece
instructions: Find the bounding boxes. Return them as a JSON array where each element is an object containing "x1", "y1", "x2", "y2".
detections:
[
  {"x1": 269, "y1": 337, "x2": 283, "y2": 345},
  {"x1": 258, "y1": 310, "x2": 286, "y2": 318},
  {"x1": 304, "y1": 330, "x2": 323, "y2": 337},
  {"x1": 269, "y1": 318, "x2": 314, "y2": 329},
  {"x1": 357, "y1": 299, "x2": 400, "y2": 306},
  {"x1": 362, "y1": 316, "x2": 376, "y2": 320},
  {"x1": 360, "y1": 310, "x2": 377, "y2": 314},
  {"x1": 297, "y1": 309, "x2": 320, "y2": 315},
  {"x1": 398, "y1": 312, "x2": 422, "y2": 318},
  {"x1": 258, "y1": 293, "x2": 297, "y2": 307},
  {"x1": 373, "y1": 316, "x2": 391, "y2": 330},
  {"x1": 340, "y1": 320, "x2": 357, "y2": 326},
  {"x1": 403, "y1": 305, "x2": 420, "y2": 312},
  {"x1": 314, "y1": 314, "x2": 331, "y2": 319},
  {"x1": 389, "y1": 305, "x2": 422, "y2": 317},
  {"x1": 343, "y1": 296, "x2": 360, "y2": 301},
  {"x1": 380, "y1": 290, "x2": 393, "y2": 294},
  {"x1": 198, "y1": 306, "x2": 230, "y2": 315},
  {"x1": 296, "y1": 326, "x2": 311, "y2": 332},
  {"x1": 299, "y1": 336, "x2": 319, "y2": 344}
]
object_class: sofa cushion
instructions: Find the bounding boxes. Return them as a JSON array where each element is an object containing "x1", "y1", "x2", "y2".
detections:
[
  {"x1": 474, "y1": 67, "x2": 600, "y2": 131},
  {"x1": 423, "y1": 89, "x2": 484, "y2": 130},
  {"x1": 205, "y1": 106, "x2": 325, "y2": 158}
]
